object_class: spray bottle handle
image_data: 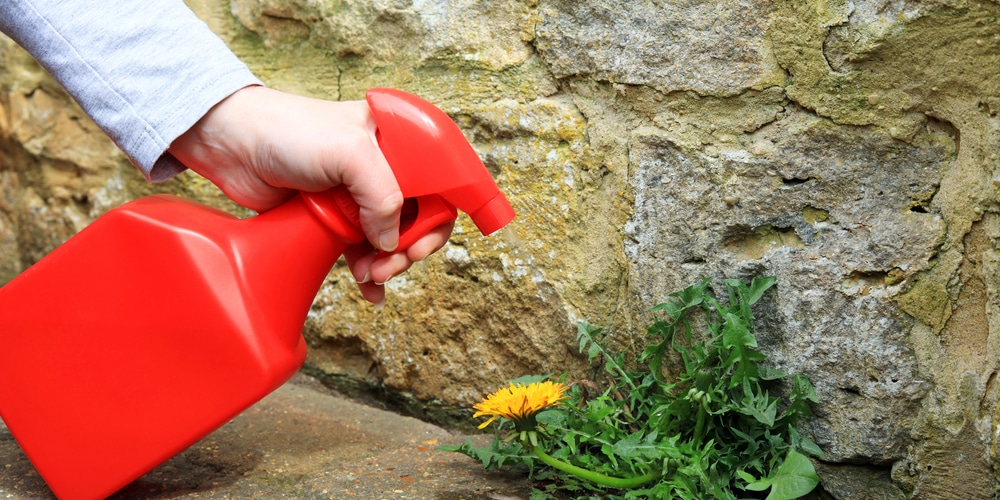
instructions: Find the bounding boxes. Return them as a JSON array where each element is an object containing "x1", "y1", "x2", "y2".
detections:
[
  {"x1": 301, "y1": 187, "x2": 458, "y2": 255},
  {"x1": 301, "y1": 88, "x2": 513, "y2": 256}
]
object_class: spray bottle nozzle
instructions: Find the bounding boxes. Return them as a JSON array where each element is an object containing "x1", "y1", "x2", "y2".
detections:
[
  {"x1": 468, "y1": 191, "x2": 516, "y2": 236},
  {"x1": 366, "y1": 88, "x2": 516, "y2": 236}
]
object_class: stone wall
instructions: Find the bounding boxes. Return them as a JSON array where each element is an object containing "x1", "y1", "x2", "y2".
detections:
[{"x1": 1, "y1": 0, "x2": 999, "y2": 497}]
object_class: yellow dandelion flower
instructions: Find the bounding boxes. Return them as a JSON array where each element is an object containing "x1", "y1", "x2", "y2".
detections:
[{"x1": 473, "y1": 380, "x2": 569, "y2": 430}]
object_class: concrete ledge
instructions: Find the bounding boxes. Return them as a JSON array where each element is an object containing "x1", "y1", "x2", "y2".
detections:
[{"x1": 0, "y1": 374, "x2": 531, "y2": 499}]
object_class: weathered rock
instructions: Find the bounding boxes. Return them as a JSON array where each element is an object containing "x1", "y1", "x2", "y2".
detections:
[
  {"x1": 2, "y1": 0, "x2": 1000, "y2": 497},
  {"x1": 624, "y1": 108, "x2": 950, "y2": 463},
  {"x1": 534, "y1": 0, "x2": 785, "y2": 95}
]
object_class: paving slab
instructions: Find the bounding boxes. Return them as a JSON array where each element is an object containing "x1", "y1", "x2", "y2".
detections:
[{"x1": 0, "y1": 374, "x2": 532, "y2": 499}]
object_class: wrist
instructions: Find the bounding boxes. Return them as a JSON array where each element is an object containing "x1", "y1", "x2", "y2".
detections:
[{"x1": 170, "y1": 84, "x2": 262, "y2": 174}]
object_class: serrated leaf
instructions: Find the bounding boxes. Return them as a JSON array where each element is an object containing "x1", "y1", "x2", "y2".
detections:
[
  {"x1": 791, "y1": 374, "x2": 819, "y2": 403},
  {"x1": 721, "y1": 313, "x2": 756, "y2": 350},
  {"x1": 437, "y1": 437, "x2": 476, "y2": 457},
  {"x1": 650, "y1": 298, "x2": 689, "y2": 321},
  {"x1": 743, "y1": 450, "x2": 820, "y2": 499},
  {"x1": 745, "y1": 276, "x2": 777, "y2": 305},
  {"x1": 764, "y1": 449, "x2": 820, "y2": 500},
  {"x1": 610, "y1": 431, "x2": 663, "y2": 461},
  {"x1": 461, "y1": 437, "x2": 529, "y2": 470},
  {"x1": 577, "y1": 322, "x2": 604, "y2": 362},
  {"x1": 508, "y1": 373, "x2": 552, "y2": 386},
  {"x1": 584, "y1": 396, "x2": 617, "y2": 422},
  {"x1": 758, "y1": 364, "x2": 787, "y2": 381},
  {"x1": 742, "y1": 395, "x2": 778, "y2": 427},
  {"x1": 795, "y1": 432, "x2": 825, "y2": 459},
  {"x1": 535, "y1": 407, "x2": 565, "y2": 426},
  {"x1": 669, "y1": 278, "x2": 710, "y2": 309}
]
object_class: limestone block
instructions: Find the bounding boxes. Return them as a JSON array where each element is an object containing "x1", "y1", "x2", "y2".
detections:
[
  {"x1": 303, "y1": 95, "x2": 600, "y2": 405},
  {"x1": 231, "y1": 0, "x2": 535, "y2": 69},
  {"x1": 624, "y1": 110, "x2": 952, "y2": 461},
  {"x1": 534, "y1": 0, "x2": 785, "y2": 95}
]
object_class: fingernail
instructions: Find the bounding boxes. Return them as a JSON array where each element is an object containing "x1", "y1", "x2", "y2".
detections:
[
  {"x1": 379, "y1": 231, "x2": 398, "y2": 253},
  {"x1": 374, "y1": 275, "x2": 393, "y2": 286},
  {"x1": 357, "y1": 272, "x2": 371, "y2": 284}
]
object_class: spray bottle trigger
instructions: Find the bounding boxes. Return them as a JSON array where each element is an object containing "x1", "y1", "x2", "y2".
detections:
[
  {"x1": 379, "y1": 195, "x2": 457, "y2": 258},
  {"x1": 304, "y1": 188, "x2": 456, "y2": 257}
]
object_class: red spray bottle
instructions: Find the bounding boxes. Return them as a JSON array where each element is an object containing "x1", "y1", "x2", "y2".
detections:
[{"x1": 0, "y1": 88, "x2": 515, "y2": 499}]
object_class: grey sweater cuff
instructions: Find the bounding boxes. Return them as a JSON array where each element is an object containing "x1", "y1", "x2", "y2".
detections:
[{"x1": 0, "y1": 0, "x2": 263, "y2": 181}]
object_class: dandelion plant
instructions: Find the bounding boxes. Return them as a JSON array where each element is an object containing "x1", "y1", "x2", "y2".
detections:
[{"x1": 443, "y1": 277, "x2": 823, "y2": 499}]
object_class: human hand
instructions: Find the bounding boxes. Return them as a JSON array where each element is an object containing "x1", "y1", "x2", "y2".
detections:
[{"x1": 169, "y1": 85, "x2": 452, "y2": 305}]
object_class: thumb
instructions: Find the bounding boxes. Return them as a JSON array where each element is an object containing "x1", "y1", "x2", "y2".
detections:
[
  {"x1": 344, "y1": 133, "x2": 403, "y2": 252},
  {"x1": 360, "y1": 187, "x2": 403, "y2": 253}
]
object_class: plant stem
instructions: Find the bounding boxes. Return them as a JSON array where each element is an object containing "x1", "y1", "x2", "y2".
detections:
[
  {"x1": 531, "y1": 445, "x2": 661, "y2": 489},
  {"x1": 693, "y1": 404, "x2": 707, "y2": 445}
]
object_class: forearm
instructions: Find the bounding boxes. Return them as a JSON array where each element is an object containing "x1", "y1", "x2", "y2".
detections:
[{"x1": 0, "y1": 0, "x2": 261, "y2": 181}]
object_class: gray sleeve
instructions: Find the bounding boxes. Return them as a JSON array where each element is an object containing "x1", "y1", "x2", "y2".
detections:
[{"x1": 0, "y1": 0, "x2": 263, "y2": 182}]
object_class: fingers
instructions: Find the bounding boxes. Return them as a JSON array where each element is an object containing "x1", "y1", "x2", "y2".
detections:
[
  {"x1": 343, "y1": 244, "x2": 386, "y2": 307},
  {"x1": 368, "y1": 252, "x2": 411, "y2": 285},
  {"x1": 343, "y1": 221, "x2": 454, "y2": 306},
  {"x1": 343, "y1": 243, "x2": 409, "y2": 307},
  {"x1": 344, "y1": 243, "x2": 377, "y2": 284},
  {"x1": 405, "y1": 220, "x2": 455, "y2": 261},
  {"x1": 368, "y1": 222, "x2": 453, "y2": 282},
  {"x1": 355, "y1": 280, "x2": 386, "y2": 307}
]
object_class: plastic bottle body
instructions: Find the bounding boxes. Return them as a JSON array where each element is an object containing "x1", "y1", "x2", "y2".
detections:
[{"x1": 0, "y1": 194, "x2": 348, "y2": 499}]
